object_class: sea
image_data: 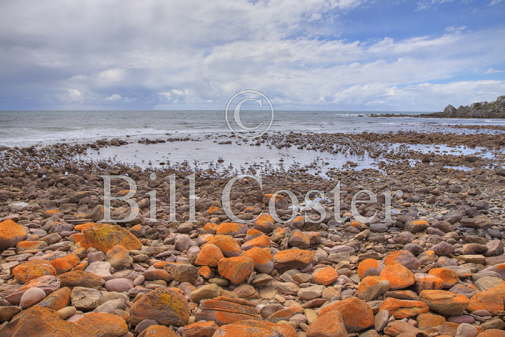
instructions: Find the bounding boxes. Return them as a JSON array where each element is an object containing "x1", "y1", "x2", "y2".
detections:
[
  {"x1": 1, "y1": 110, "x2": 504, "y2": 173},
  {"x1": 1, "y1": 110, "x2": 505, "y2": 147}
]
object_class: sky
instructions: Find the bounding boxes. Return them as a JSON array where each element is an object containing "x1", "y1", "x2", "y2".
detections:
[{"x1": 0, "y1": 0, "x2": 504, "y2": 112}]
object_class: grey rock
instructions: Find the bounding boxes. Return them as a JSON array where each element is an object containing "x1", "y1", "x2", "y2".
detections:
[{"x1": 71, "y1": 287, "x2": 101, "y2": 310}]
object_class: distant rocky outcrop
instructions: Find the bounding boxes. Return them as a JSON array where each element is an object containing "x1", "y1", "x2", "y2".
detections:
[{"x1": 426, "y1": 95, "x2": 505, "y2": 118}]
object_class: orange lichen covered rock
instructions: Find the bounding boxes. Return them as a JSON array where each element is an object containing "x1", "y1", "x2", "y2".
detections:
[
  {"x1": 16, "y1": 240, "x2": 47, "y2": 251},
  {"x1": 82, "y1": 223, "x2": 142, "y2": 252},
  {"x1": 420, "y1": 290, "x2": 469, "y2": 316},
  {"x1": 213, "y1": 320, "x2": 296, "y2": 337},
  {"x1": 218, "y1": 256, "x2": 254, "y2": 285},
  {"x1": 313, "y1": 266, "x2": 339, "y2": 286},
  {"x1": 468, "y1": 283, "x2": 505, "y2": 314},
  {"x1": 195, "y1": 243, "x2": 225, "y2": 267},
  {"x1": 50, "y1": 254, "x2": 80, "y2": 274},
  {"x1": 380, "y1": 263, "x2": 415, "y2": 289},
  {"x1": 58, "y1": 270, "x2": 104, "y2": 288},
  {"x1": 288, "y1": 215, "x2": 305, "y2": 228},
  {"x1": 203, "y1": 222, "x2": 219, "y2": 233},
  {"x1": 268, "y1": 305, "x2": 304, "y2": 322},
  {"x1": 243, "y1": 247, "x2": 274, "y2": 273},
  {"x1": 356, "y1": 276, "x2": 390, "y2": 301},
  {"x1": 271, "y1": 227, "x2": 287, "y2": 241},
  {"x1": 288, "y1": 230, "x2": 311, "y2": 249},
  {"x1": 357, "y1": 258, "x2": 382, "y2": 279},
  {"x1": 246, "y1": 228, "x2": 263, "y2": 239},
  {"x1": 207, "y1": 235, "x2": 242, "y2": 257},
  {"x1": 242, "y1": 234, "x2": 270, "y2": 250},
  {"x1": 130, "y1": 287, "x2": 190, "y2": 326},
  {"x1": 415, "y1": 273, "x2": 444, "y2": 291},
  {"x1": 12, "y1": 259, "x2": 56, "y2": 283},
  {"x1": 181, "y1": 321, "x2": 218, "y2": 337},
  {"x1": 139, "y1": 325, "x2": 180, "y2": 337},
  {"x1": 254, "y1": 214, "x2": 275, "y2": 233},
  {"x1": 216, "y1": 222, "x2": 247, "y2": 236},
  {"x1": 45, "y1": 209, "x2": 61, "y2": 216},
  {"x1": 384, "y1": 250, "x2": 420, "y2": 270},
  {"x1": 307, "y1": 310, "x2": 348, "y2": 337},
  {"x1": 199, "y1": 266, "x2": 213, "y2": 279},
  {"x1": 106, "y1": 244, "x2": 132, "y2": 269},
  {"x1": 70, "y1": 233, "x2": 87, "y2": 246},
  {"x1": 380, "y1": 297, "x2": 429, "y2": 318},
  {"x1": 196, "y1": 297, "x2": 261, "y2": 325},
  {"x1": 0, "y1": 219, "x2": 27, "y2": 250},
  {"x1": 273, "y1": 248, "x2": 315, "y2": 272},
  {"x1": 38, "y1": 287, "x2": 71, "y2": 310},
  {"x1": 477, "y1": 330, "x2": 505, "y2": 337},
  {"x1": 417, "y1": 312, "x2": 446, "y2": 333},
  {"x1": 428, "y1": 268, "x2": 458, "y2": 288},
  {"x1": 0, "y1": 306, "x2": 90, "y2": 337},
  {"x1": 319, "y1": 297, "x2": 374, "y2": 332},
  {"x1": 75, "y1": 312, "x2": 128, "y2": 337},
  {"x1": 74, "y1": 222, "x2": 97, "y2": 232},
  {"x1": 207, "y1": 206, "x2": 221, "y2": 215}
]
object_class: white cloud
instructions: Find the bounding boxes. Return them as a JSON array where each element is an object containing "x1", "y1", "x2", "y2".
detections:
[
  {"x1": 0, "y1": 0, "x2": 503, "y2": 111},
  {"x1": 105, "y1": 94, "x2": 123, "y2": 101},
  {"x1": 61, "y1": 88, "x2": 83, "y2": 103}
]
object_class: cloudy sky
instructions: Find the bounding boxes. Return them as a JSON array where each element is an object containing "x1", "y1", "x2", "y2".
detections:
[{"x1": 1, "y1": 0, "x2": 504, "y2": 111}]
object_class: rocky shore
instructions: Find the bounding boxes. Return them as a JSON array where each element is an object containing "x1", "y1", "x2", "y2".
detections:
[
  {"x1": 1, "y1": 131, "x2": 505, "y2": 337},
  {"x1": 371, "y1": 96, "x2": 505, "y2": 119}
]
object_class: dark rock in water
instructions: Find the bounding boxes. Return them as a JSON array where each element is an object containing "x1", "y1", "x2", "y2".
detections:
[{"x1": 427, "y1": 95, "x2": 505, "y2": 118}]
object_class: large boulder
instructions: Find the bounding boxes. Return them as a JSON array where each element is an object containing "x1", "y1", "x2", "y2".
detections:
[
  {"x1": 0, "y1": 306, "x2": 91, "y2": 337},
  {"x1": 81, "y1": 223, "x2": 142, "y2": 252},
  {"x1": 0, "y1": 219, "x2": 27, "y2": 250}
]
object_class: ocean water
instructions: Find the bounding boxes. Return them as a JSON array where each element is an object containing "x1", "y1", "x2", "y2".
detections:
[{"x1": 2, "y1": 110, "x2": 505, "y2": 147}]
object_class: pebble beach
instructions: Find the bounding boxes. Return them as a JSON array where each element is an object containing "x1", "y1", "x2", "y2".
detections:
[{"x1": 1, "y1": 121, "x2": 505, "y2": 337}]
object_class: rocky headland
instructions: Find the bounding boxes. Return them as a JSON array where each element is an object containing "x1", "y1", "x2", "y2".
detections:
[{"x1": 372, "y1": 95, "x2": 505, "y2": 119}]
